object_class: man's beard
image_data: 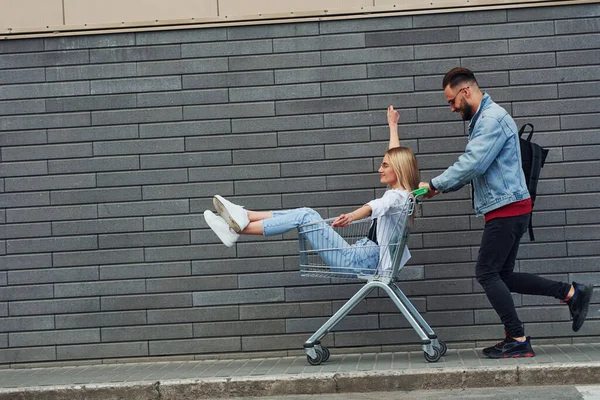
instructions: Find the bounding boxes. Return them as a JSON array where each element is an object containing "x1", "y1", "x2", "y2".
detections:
[{"x1": 458, "y1": 98, "x2": 473, "y2": 121}]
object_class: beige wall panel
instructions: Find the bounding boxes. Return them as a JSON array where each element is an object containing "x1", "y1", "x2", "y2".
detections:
[
  {"x1": 63, "y1": 0, "x2": 218, "y2": 26},
  {"x1": 218, "y1": 0, "x2": 373, "y2": 17},
  {"x1": 0, "y1": 0, "x2": 63, "y2": 30},
  {"x1": 374, "y1": 0, "x2": 551, "y2": 7}
]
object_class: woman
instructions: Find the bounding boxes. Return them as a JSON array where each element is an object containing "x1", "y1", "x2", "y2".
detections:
[{"x1": 204, "y1": 106, "x2": 420, "y2": 276}]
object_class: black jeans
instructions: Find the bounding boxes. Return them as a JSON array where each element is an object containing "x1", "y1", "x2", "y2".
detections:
[{"x1": 476, "y1": 213, "x2": 571, "y2": 338}]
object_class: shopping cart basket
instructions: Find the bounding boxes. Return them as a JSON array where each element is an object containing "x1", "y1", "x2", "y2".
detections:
[{"x1": 298, "y1": 187, "x2": 446, "y2": 364}]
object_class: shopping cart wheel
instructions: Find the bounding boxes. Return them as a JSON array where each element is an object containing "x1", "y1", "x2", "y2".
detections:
[
  {"x1": 437, "y1": 341, "x2": 447, "y2": 357},
  {"x1": 321, "y1": 346, "x2": 330, "y2": 362},
  {"x1": 424, "y1": 347, "x2": 441, "y2": 363},
  {"x1": 307, "y1": 349, "x2": 324, "y2": 366}
]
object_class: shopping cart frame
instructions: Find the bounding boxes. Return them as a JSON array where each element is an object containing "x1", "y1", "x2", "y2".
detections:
[{"x1": 298, "y1": 187, "x2": 446, "y2": 364}]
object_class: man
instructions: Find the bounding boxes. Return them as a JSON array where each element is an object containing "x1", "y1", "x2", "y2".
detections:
[{"x1": 419, "y1": 67, "x2": 593, "y2": 359}]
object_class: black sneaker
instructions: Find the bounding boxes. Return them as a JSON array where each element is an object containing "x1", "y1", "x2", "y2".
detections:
[
  {"x1": 483, "y1": 336, "x2": 535, "y2": 359},
  {"x1": 482, "y1": 333, "x2": 509, "y2": 357},
  {"x1": 567, "y1": 282, "x2": 594, "y2": 332}
]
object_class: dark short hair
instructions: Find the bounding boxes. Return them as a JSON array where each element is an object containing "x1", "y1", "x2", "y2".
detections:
[{"x1": 442, "y1": 67, "x2": 478, "y2": 89}]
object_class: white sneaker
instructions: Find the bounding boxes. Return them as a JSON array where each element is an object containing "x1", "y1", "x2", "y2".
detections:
[
  {"x1": 213, "y1": 195, "x2": 250, "y2": 233},
  {"x1": 203, "y1": 210, "x2": 239, "y2": 247}
]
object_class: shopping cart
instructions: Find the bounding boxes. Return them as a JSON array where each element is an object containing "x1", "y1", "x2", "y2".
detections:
[{"x1": 298, "y1": 187, "x2": 446, "y2": 364}]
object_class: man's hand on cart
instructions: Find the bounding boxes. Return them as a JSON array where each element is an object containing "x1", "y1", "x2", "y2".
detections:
[
  {"x1": 418, "y1": 182, "x2": 439, "y2": 198},
  {"x1": 332, "y1": 212, "x2": 355, "y2": 227}
]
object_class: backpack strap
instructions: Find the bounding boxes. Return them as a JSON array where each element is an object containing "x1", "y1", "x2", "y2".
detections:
[{"x1": 519, "y1": 123, "x2": 534, "y2": 142}]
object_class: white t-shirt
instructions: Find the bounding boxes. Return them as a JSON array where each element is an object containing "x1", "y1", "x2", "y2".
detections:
[{"x1": 366, "y1": 189, "x2": 412, "y2": 274}]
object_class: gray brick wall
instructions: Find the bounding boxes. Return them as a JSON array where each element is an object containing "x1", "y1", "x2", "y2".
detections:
[{"x1": 0, "y1": 3, "x2": 599, "y2": 365}]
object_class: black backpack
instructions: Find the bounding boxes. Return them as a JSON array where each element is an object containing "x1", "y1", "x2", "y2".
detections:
[{"x1": 518, "y1": 123, "x2": 549, "y2": 241}]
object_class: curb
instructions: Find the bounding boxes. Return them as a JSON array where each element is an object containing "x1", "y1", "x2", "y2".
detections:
[{"x1": 1, "y1": 363, "x2": 600, "y2": 399}]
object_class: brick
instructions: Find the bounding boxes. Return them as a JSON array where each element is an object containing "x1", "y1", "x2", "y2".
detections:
[
  {"x1": 233, "y1": 146, "x2": 323, "y2": 165},
  {"x1": 53, "y1": 248, "x2": 144, "y2": 267},
  {"x1": 48, "y1": 125, "x2": 137, "y2": 144},
  {"x1": 94, "y1": 138, "x2": 184, "y2": 156},
  {"x1": 556, "y1": 49, "x2": 600, "y2": 67},
  {"x1": 282, "y1": 189, "x2": 374, "y2": 209},
  {"x1": 10, "y1": 328, "x2": 100, "y2": 347},
  {"x1": 182, "y1": 39, "x2": 272, "y2": 57},
  {"x1": 232, "y1": 114, "x2": 324, "y2": 133},
  {"x1": 0, "y1": 81, "x2": 90, "y2": 101},
  {"x1": 189, "y1": 163, "x2": 280, "y2": 182},
  {"x1": 57, "y1": 342, "x2": 148, "y2": 360},
  {"x1": 150, "y1": 337, "x2": 240, "y2": 355},
  {"x1": 568, "y1": 210, "x2": 600, "y2": 225},
  {"x1": 138, "y1": 89, "x2": 228, "y2": 108},
  {"x1": 136, "y1": 28, "x2": 226, "y2": 45},
  {"x1": 229, "y1": 52, "x2": 320, "y2": 71},
  {"x1": 136, "y1": 58, "x2": 228, "y2": 76},
  {"x1": 276, "y1": 65, "x2": 366, "y2": 84},
  {"x1": 463, "y1": 53, "x2": 556, "y2": 72},
  {"x1": 0, "y1": 39, "x2": 43, "y2": 54},
  {"x1": 194, "y1": 319, "x2": 285, "y2": 337},
  {"x1": 52, "y1": 217, "x2": 143, "y2": 236},
  {"x1": 229, "y1": 22, "x2": 318, "y2": 39},
  {"x1": 145, "y1": 244, "x2": 235, "y2": 262},
  {"x1": 46, "y1": 63, "x2": 137, "y2": 82},
  {"x1": 240, "y1": 301, "x2": 330, "y2": 321},
  {"x1": 513, "y1": 98, "x2": 600, "y2": 117},
  {"x1": 90, "y1": 45, "x2": 181, "y2": 63},
  {"x1": 242, "y1": 333, "x2": 324, "y2": 352},
  {"x1": 143, "y1": 214, "x2": 205, "y2": 231},
  {"x1": 416, "y1": 39, "x2": 508, "y2": 60},
  {"x1": 142, "y1": 182, "x2": 232, "y2": 200},
  {"x1": 230, "y1": 83, "x2": 320, "y2": 102},
  {"x1": 367, "y1": 27, "x2": 458, "y2": 47},
  {"x1": 0, "y1": 68, "x2": 45, "y2": 84},
  {"x1": 92, "y1": 107, "x2": 182, "y2": 125},
  {"x1": 183, "y1": 70, "x2": 273, "y2": 89},
  {"x1": 275, "y1": 33, "x2": 364, "y2": 53},
  {"x1": 192, "y1": 256, "x2": 284, "y2": 276},
  {"x1": 566, "y1": 225, "x2": 600, "y2": 241},
  {"x1": 0, "y1": 315, "x2": 54, "y2": 332},
  {"x1": 0, "y1": 222, "x2": 51, "y2": 239},
  {"x1": 9, "y1": 298, "x2": 99, "y2": 316},
  {"x1": 56, "y1": 310, "x2": 146, "y2": 329},
  {"x1": 325, "y1": 109, "x2": 417, "y2": 128},
  {"x1": 0, "y1": 160, "x2": 46, "y2": 178},
  {"x1": 49, "y1": 156, "x2": 140, "y2": 175},
  {"x1": 194, "y1": 288, "x2": 284, "y2": 306},
  {"x1": 0, "y1": 99, "x2": 45, "y2": 116},
  {"x1": 277, "y1": 96, "x2": 367, "y2": 116},
  {"x1": 0, "y1": 347, "x2": 56, "y2": 363},
  {"x1": 560, "y1": 81, "x2": 600, "y2": 101},
  {"x1": 279, "y1": 128, "x2": 370, "y2": 148},
  {"x1": 285, "y1": 283, "x2": 366, "y2": 302},
  {"x1": 423, "y1": 230, "x2": 483, "y2": 248},
  {"x1": 0, "y1": 192, "x2": 49, "y2": 208},
  {"x1": 141, "y1": 151, "x2": 231, "y2": 170},
  {"x1": 235, "y1": 177, "x2": 325, "y2": 195},
  {"x1": 0, "y1": 129, "x2": 47, "y2": 146},
  {"x1": 186, "y1": 133, "x2": 276, "y2": 153},
  {"x1": 511, "y1": 66, "x2": 600, "y2": 86},
  {"x1": 96, "y1": 169, "x2": 188, "y2": 187},
  {"x1": 320, "y1": 16, "x2": 412, "y2": 34},
  {"x1": 147, "y1": 306, "x2": 238, "y2": 324},
  {"x1": 0, "y1": 112, "x2": 90, "y2": 131},
  {"x1": 326, "y1": 174, "x2": 379, "y2": 190},
  {"x1": 91, "y1": 76, "x2": 181, "y2": 95},
  {"x1": 569, "y1": 241, "x2": 600, "y2": 257},
  {"x1": 561, "y1": 114, "x2": 600, "y2": 130},
  {"x1": 146, "y1": 275, "x2": 237, "y2": 293},
  {"x1": 414, "y1": 9, "x2": 507, "y2": 27},
  {"x1": 2, "y1": 143, "x2": 92, "y2": 161},
  {"x1": 236, "y1": 240, "x2": 296, "y2": 259},
  {"x1": 462, "y1": 21, "x2": 554, "y2": 41},
  {"x1": 322, "y1": 77, "x2": 413, "y2": 97},
  {"x1": 370, "y1": 92, "x2": 447, "y2": 109},
  {"x1": 0, "y1": 50, "x2": 89, "y2": 69},
  {"x1": 103, "y1": 324, "x2": 193, "y2": 342},
  {"x1": 0, "y1": 253, "x2": 51, "y2": 271},
  {"x1": 368, "y1": 59, "x2": 459, "y2": 78},
  {"x1": 6, "y1": 204, "x2": 96, "y2": 223},
  {"x1": 324, "y1": 46, "x2": 413, "y2": 66},
  {"x1": 325, "y1": 141, "x2": 400, "y2": 159},
  {"x1": 238, "y1": 271, "x2": 320, "y2": 289},
  {"x1": 184, "y1": 102, "x2": 274, "y2": 120},
  {"x1": 508, "y1": 3, "x2": 600, "y2": 21},
  {"x1": 140, "y1": 120, "x2": 231, "y2": 138},
  {"x1": 8, "y1": 266, "x2": 98, "y2": 285},
  {"x1": 97, "y1": 199, "x2": 188, "y2": 217},
  {"x1": 100, "y1": 261, "x2": 190, "y2": 280},
  {"x1": 510, "y1": 33, "x2": 600, "y2": 54},
  {"x1": 55, "y1": 280, "x2": 146, "y2": 298},
  {"x1": 44, "y1": 34, "x2": 134, "y2": 50},
  {"x1": 556, "y1": 17, "x2": 600, "y2": 34},
  {"x1": 99, "y1": 230, "x2": 190, "y2": 249},
  {"x1": 7, "y1": 235, "x2": 97, "y2": 254},
  {"x1": 46, "y1": 94, "x2": 137, "y2": 113},
  {"x1": 51, "y1": 187, "x2": 141, "y2": 205},
  {"x1": 101, "y1": 293, "x2": 192, "y2": 311}
]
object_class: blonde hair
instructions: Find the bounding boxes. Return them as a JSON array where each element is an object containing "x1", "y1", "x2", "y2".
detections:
[{"x1": 385, "y1": 147, "x2": 420, "y2": 192}]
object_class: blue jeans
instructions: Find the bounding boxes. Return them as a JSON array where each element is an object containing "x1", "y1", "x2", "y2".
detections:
[{"x1": 263, "y1": 207, "x2": 379, "y2": 276}]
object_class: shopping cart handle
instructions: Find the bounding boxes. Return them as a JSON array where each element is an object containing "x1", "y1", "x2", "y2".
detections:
[{"x1": 412, "y1": 187, "x2": 429, "y2": 197}]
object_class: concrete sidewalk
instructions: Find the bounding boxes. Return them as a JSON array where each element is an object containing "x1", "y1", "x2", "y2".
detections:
[{"x1": 1, "y1": 343, "x2": 600, "y2": 399}]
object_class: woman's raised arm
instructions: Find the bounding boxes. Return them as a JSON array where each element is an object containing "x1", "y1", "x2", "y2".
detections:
[{"x1": 387, "y1": 105, "x2": 400, "y2": 149}]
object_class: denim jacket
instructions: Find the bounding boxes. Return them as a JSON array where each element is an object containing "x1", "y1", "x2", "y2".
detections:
[{"x1": 431, "y1": 93, "x2": 530, "y2": 216}]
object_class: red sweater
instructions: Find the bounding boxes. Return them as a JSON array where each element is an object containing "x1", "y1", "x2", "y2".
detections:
[{"x1": 485, "y1": 198, "x2": 532, "y2": 223}]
